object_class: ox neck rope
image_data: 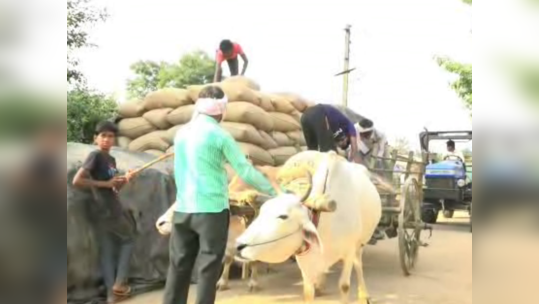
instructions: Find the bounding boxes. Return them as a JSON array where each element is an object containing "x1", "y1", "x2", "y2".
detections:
[
  {"x1": 239, "y1": 208, "x2": 320, "y2": 256},
  {"x1": 296, "y1": 155, "x2": 329, "y2": 256},
  {"x1": 241, "y1": 225, "x2": 303, "y2": 249}
]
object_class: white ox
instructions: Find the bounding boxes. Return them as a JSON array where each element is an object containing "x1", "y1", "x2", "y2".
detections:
[{"x1": 235, "y1": 151, "x2": 382, "y2": 304}]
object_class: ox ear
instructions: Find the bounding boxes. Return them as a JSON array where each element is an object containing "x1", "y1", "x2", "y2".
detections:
[{"x1": 302, "y1": 219, "x2": 324, "y2": 253}]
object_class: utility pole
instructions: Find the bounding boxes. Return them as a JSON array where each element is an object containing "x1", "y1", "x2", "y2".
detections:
[{"x1": 342, "y1": 25, "x2": 352, "y2": 107}]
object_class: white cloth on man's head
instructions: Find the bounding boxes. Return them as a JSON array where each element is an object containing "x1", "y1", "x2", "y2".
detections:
[
  {"x1": 353, "y1": 124, "x2": 388, "y2": 158},
  {"x1": 189, "y1": 96, "x2": 229, "y2": 123},
  {"x1": 195, "y1": 97, "x2": 228, "y2": 116},
  {"x1": 355, "y1": 122, "x2": 374, "y2": 134}
]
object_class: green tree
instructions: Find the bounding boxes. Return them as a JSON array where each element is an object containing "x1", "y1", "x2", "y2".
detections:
[
  {"x1": 126, "y1": 50, "x2": 215, "y2": 99},
  {"x1": 67, "y1": 0, "x2": 117, "y2": 144},
  {"x1": 126, "y1": 60, "x2": 165, "y2": 99},
  {"x1": 437, "y1": 57, "x2": 472, "y2": 111},
  {"x1": 67, "y1": 87, "x2": 118, "y2": 143},
  {"x1": 392, "y1": 137, "x2": 411, "y2": 155},
  {"x1": 159, "y1": 51, "x2": 215, "y2": 88},
  {"x1": 436, "y1": 0, "x2": 472, "y2": 115},
  {"x1": 67, "y1": 0, "x2": 107, "y2": 84}
]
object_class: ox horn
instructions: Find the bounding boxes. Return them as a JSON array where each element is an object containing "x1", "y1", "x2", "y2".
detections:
[{"x1": 298, "y1": 170, "x2": 313, "y2": 202}]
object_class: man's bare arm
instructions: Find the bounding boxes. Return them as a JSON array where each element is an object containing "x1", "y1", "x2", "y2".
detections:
[
  {"x1": 72, "y1": 167, "x2": 123, "y2": 189},
  {"x1": 213, "y1": 63, "x2": 222, "y2": 83},
  {"x1": 240, "y1": 53, "x2": 249, "y2": 75},
  {"x1": 349, "y1": 136, "x2": 361, "y2": 163}
]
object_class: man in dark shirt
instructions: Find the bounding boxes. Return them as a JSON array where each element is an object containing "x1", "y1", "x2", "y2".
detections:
[
  {"x1": 300, "y1": 104, "x2": 360, "y2": 163},
  {"x1": 73, "y1": 121, "x2": 135, "y2": 304}
]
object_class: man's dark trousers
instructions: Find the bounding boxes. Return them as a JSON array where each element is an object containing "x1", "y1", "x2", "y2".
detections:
[
  {"x1": 227, "y1": 57, "x2": 239, "y2": 76},
  {"x1": 162, "y1": 210, "x2": 229, "y2": 304},
  {"x1": 301, "y1": 104, "x2": 337, "y2": 152}
]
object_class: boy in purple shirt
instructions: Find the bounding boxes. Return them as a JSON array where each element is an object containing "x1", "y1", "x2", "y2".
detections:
[{"x1": 300, "y1": 104, "x2": 360, "y2": 163}]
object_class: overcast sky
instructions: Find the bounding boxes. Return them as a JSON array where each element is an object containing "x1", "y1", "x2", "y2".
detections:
[{"x1": 76, "y1": 0, "x2": 473, "y2": 149}]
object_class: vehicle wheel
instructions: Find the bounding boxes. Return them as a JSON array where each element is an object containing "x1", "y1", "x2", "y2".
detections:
[
  {"x1": 443, "y1": 210, "x2": 455, "y2": 219},
  {"x1": 398, "y1": 177, "x2": 423, "y2": 276},
  {"x1": 421, "y1": 207, "x2": 438, "y2": 224}
]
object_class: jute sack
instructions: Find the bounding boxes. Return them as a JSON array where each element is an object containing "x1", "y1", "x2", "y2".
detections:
[
  {"x1": 305, "y1": 101, "x2": 317, "y2": 110},
  {"x1": 143, "y1": 88, "x2": 192, "y2": 110},
  {"x1": 269, "y1": 112, "x2": 301, "y2": 132},
  {"x1": 220, "y1": 122, "x2": 265, "y2": 147},
  {"x1": 118, "y1": 117, "x2": 157, "y2": 139},
  {"x1": 275, "y1": 93, "x2": 309, "y2": 112},
  {"x1": 128, "y1": 131, "x2": 170, "y2": 152},
  {"x1": 272, "y1": 131, "x2": 295, "y2": 146},
  {"x1": 222, "y1": 76, "x2": 261, "y2": 91},
  {"x1": 289, "y1": 111, "x2": 302, "y2": 123},
  {"x1": 269, "y1": 147, "x2": 299, "y2": 166},
  {"x1": 144, "y1": 149, "x2": 165, "y2": 157},
  {"x1": 167, "y1": 104, "x2": 195, "y2": 126},
  {"x1": 238, "y1": 142, "x2": 275, "y2": 166},
  {"x1": 255, "y1": 92, "x2": 275, "y2": 112},
  {"x1": 118, "y1": 99, "x2": 145, "y2": 118},
  {"x1": 143, "y1": 108, "x2": 173, "y2": 130},
  {"x1": 117, "y1": 137, "x2": 132, "y2": 149},
  {"x1": 224, "y1": 102, "x2": 274, "y2": 132},
  {"x1": 287, "y1": 130, "x2": 307, "y2": 146},
  {"x1": 270, "y1": 94, "x2": 296, "y2": 114},
  {"x1": 258, "y1": 131, "x2": 279, "y2": 150},
  {"x1": 187, "y1": 83, "x2": 260, "y2": 106},
  {"x1": 166, "y1": 124, "x2": 186, "y2": 143}
]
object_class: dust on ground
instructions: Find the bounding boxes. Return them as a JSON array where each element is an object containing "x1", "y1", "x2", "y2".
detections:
[{"x1": 126, "y1": 214, "x2": 472, "y2": 304}]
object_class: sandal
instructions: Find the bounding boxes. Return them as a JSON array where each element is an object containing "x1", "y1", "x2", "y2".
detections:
[{"x1": 112, "y1": 285, "x2": 132, "y2": 297}]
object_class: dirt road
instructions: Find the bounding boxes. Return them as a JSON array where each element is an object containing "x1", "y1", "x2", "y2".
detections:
[{"x1": 126, "y1": 214, "x2": 472, "y2": 304}]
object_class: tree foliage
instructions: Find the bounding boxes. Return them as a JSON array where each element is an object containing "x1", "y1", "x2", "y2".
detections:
[
  {"x1": 67, "y1": 0, "x2": 107, "y2": 84},
  {"x1": 437, "y1": 57, "x2": 472, "y2": 111},
  {"x1": 436, "y1": 0, "x2": 472, "y2": 115},
  {"x1": 68, "y1": 87, "x2": 118, "y2": 143},
  {"x1": 126, "y1": 60, "x2": 164, "y2": 100},
  {"x1": 126, "y1": 51, "x2": 215, "y2": 99},
  {"x1": 391, "y1": 137, "x2": 412, "y2": 155},
  {"x1": 66, "y1": 0, "x2": 117, "y2": 144}
]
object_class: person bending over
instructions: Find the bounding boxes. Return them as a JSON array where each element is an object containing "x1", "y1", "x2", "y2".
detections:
[
  {"x1": 213, "y1": 39, "x2": 249, "y2": 82},
  {"x1": 300, "y1": 103, "x2": 360, "y2": 163}
]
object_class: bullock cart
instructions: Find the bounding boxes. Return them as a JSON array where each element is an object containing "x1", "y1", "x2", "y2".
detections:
[
  {"x1": 228, "y1": 150, "x2": 432, "y2": 278},
  {"x1": 367, "y1": 150, "x2": 432, "y2": 276}
]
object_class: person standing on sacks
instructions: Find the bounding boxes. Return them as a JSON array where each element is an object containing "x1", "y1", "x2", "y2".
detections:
[{"x1": 162, "y1": 85, "x2": 278, "y2": 304}]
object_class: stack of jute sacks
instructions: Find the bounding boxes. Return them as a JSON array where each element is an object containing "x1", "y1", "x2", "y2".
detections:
[{"x1": 116, "y1": 76, "x2": 314, "y2": 167}]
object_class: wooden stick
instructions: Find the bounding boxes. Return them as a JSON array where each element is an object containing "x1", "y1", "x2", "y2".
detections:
[{"x1": 127, "y1": 152, "x2": 174, "y2": 176}]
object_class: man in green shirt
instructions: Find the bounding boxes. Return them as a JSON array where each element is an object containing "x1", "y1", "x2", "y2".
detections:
[{"x1": 162, "y1": 85, "x2": 277, "y2": 304}]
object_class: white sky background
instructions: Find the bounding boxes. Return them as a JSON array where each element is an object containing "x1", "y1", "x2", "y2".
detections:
[{"x1": 76, "y1": 0, "x2": 473, "y2": 150}]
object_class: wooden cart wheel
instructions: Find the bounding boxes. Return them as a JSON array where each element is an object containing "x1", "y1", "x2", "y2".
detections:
[{"x1": 398, "y1": 177, "x2": 422, "y2": 276}]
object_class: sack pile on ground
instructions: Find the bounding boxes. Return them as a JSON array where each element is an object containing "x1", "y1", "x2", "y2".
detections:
[{"x1": 117, "y1": 76, "x2": 314, "y2": 166}]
